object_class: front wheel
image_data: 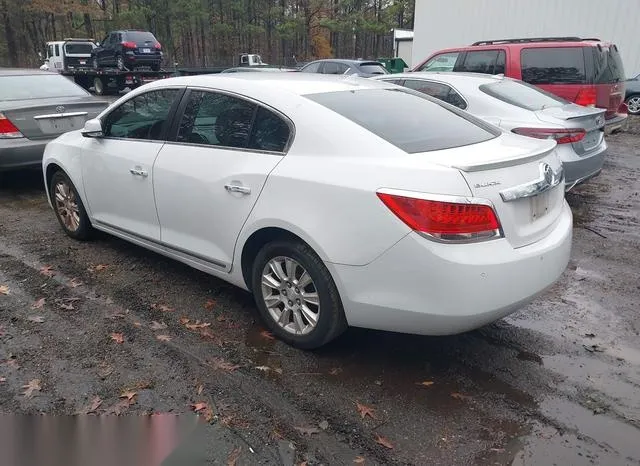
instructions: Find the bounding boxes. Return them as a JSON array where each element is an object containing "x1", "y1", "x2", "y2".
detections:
[
  {"x1": 251, "y1": 240, "x2": 347, "y2": 349},
  {"x1": 50, "y1": 171, "x2": 92, "y2": 240},
  {"x1": 626, "y1": 95, "x2": 640, "y2": 115}
]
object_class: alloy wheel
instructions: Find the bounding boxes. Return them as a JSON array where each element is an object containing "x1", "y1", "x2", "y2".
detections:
[
  {"x1": 117, "y1": 56, "x2": 125, "y2": 70},
  {"x1": 54, "y1": 180, "x2": 80, "y2": 232},
  {"x1": 627, "y1": 96, "x2": 640, "y2": 115},
  {"x1": 261, "y1": 256, "x2": 320, "y2": 335}
]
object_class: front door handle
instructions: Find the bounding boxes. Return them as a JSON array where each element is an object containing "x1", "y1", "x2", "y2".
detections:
[
  {"x1": 224, "y1": 184, "x2": 251, "y2": 195},
  {"x1": 129, "y1": 168, "x2": 148, "y2": 177}
]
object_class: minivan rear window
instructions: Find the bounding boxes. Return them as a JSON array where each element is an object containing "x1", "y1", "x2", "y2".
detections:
[
  {"x1": 521, "y1": 47, "x2": 587, "y2": 84},
  {"x1": 480, "y1": 79, "x2": 568, "y2": 111},
  {"x1": 592, "y1": 46, "x2": 625, "y2": 83},
  {"x1": 306, "y1": 88, "x2": 498, "y2": 153}
]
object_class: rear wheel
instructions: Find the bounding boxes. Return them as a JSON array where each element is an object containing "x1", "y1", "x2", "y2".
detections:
[
  {"x1": 251, "y1": 240, "x2": 347, "y2": 349},
  {"x1": 93, "y1": 77, "x2": 107, "y2": 96},
  {"x1": 92, "y1": 56, "x2": 99, "y2": 70},
  {"x1": 50, "y1": 171, "x2": 92, "y2": 240},
  {"x1": 151, "y1": 62, "x2": 161, "y2": 72},
  {"x1": 626, "y1": 95, "x2": 640, "y2": 115}
]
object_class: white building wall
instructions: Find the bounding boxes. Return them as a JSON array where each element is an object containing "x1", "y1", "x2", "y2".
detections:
[{"x1": 412, "y1": 0, "x2": 640, "y2": 77}]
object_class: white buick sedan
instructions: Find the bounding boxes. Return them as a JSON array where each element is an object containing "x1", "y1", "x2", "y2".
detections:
[{"x1": 43, "y1": 74, "x2": 572, "y2": 349}]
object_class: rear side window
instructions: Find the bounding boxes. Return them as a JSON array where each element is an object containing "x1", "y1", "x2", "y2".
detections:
[
  {"x1": 359, "y1": 63, "x2": 388, "y2": 75},
  {"x1": 521, "y1": 47, "x2": 587, "y2": 84},
  {"x1": 456, "y1": 50, "x2": 506, "y2": 75},
  {"x1": 403, "y1": 80, "x2": 467, "y2": 109},
  {"x1": 249, "y1": 107, "x2": 291, "y2": 152},
  {"x1": 480, "y1": 79, "x2": 568, "y2": 111},
  {"x1": 418, "y1": 52, "x2": 459, "y2": 72},
  {"x1": 306, "y1": 89, "x2": 497, "y2": 153},
  {"x1": 593, "y1": 46, "x2": 625, "y2": 84}
]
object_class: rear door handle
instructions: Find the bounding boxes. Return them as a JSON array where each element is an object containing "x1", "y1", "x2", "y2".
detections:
[
  {"x1": 129, "y1": 168, "x2": 148, "y2": 177},
  {"x1": 224, "y1": 184, "x2": 251, "y2": 195}
]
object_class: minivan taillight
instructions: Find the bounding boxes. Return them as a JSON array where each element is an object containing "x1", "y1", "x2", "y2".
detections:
[
  {"x1": 512, "y1": 127, "x2": 586, "y2": 144},
  {"x1": 574, "y1": 87, "x2": 597, "y2": 107},
  {"x1": 122, "y1": 41, "x2": 137, "y2": 49},
  {"x1": 0, "y1": 113, "x2": 23, "y2": 139},
  {"x1": 377, "y1": 190, "x2": 502, "y2": 242},
  {"x1": 154, "y1": 42, "x2": 162, "y2": 50}
]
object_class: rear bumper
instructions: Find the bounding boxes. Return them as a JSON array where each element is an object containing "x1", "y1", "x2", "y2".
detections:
[
  {"x1": 0, "y1": 138, "x2": 49, "y2": 171},
  {"x1": 329, "y1": 202, "x2": 573, "y2": 335},
  {"x1": 604, "y1": 113, "x2": 627, "y2": 134},
  {"x1": 124, "y1": 52, "x2": 162, "y2": 66},
  {"x1": 557, "y1": 141, "x2": 607, "y2": 189}
]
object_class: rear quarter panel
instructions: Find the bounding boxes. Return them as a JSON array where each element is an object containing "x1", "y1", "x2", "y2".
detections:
[{"x1": 42, "y1": 131, "x2": 89, "y2": 211}]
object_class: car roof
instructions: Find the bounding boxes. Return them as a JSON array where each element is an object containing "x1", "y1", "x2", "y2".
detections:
[
  {"x1": 428, "y1": 38, "x2": 614, "y2": 56},
  {"x1": 307, "y1": 59, "x2": 382, "y2": 66},
  {"x1": 145, "y1": 72, "x2": 396, "y2": 96},
  {"x1": 0, "y1": 68, "x2": 56, "y2": 76}
]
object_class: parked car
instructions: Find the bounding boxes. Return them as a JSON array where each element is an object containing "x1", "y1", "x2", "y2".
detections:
[
  {"x1": 300, "y1": 59, "x2": 389, "y2": 77},
  {"x1": 92, "y1": 30, "x2": 162, "y2": 71},
  {"x1": 43, "y1": 74, "x2": 571, "y2": 348},
  {"x1": 0, "y1": 69, "x2": 108, "y2": 171},
  {"x1": 625, "y1": 74, "x2": 640, "y2": 115},
  {"x1": 413, "y1": 37, "x2": 627, "y2": 132},
  {"x1": 375, "y1": 72, "x2": 607, "y2": 189},
  {"x1": 221, "y1": 67, "x2": 294, "y2": 73}
]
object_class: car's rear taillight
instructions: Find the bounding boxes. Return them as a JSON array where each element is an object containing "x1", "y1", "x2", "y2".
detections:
[
  {"x1": 122, "y1": 41, "x2": 137, "y2": 49},
  {"x1": 574, "y1": 87, "x2": 597, "y2": 107},
  {"x1": 512, "y1": 127, "x2": 586, "y2": 144},
  {"x1": 0, "y1": 113, "x2": 24, "y2": 139},
  {"x1": 154, "y1": 42, "x2": 162, "y2": 50},
  {"x1": 377, "y1": 190, "x2": 502, "y2": 242}
]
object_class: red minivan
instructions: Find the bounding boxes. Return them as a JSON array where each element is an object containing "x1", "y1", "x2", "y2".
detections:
[{"x1": 413, "y1": 37, "x2": 627, "y2": 132}]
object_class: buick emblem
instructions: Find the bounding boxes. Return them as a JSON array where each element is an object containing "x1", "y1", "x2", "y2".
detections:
[
  {"x1": 56, "y1": 105, "x2": 65, "y2": 113},
  {"x1": 542, "y1": 163, "x2": 554, "y2": 185},
  {"x1": 596, "y1": 116, "x2": 604, "y2": 127}
]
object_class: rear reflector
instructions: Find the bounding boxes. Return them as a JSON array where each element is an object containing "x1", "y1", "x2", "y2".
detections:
[
  {"x1": 512, "y1": 127, "x2": 586, "y2": 144},
  {"x1": 377, "y1": 191, "x2": 502, "y2": 242},
  {"x1": 574, "y1": 87, "x2": 597, "y2": 107},
  {"x1": 0, "y1": 113, "x2": 24, "y2": 139}
]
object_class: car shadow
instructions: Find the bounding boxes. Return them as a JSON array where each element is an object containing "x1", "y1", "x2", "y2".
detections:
[{"x1": 0, "y1": 169, "x2": 45, "y2": 196}]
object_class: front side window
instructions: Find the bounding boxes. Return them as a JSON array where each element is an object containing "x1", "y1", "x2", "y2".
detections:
[
  {"x1": 323, "y1": 62, "x2": 343, "y2": 74},
  {"x1": 103, "y1": 89, "x2": 180, "y2": 140},
  {"x1": 456, "y1": 50, "x2": 506, "y2": 75},
  {"x1": 520, "y1": 47, "x2": 587, "y2": 84},
  {"x1": 177, "y1": 91, "x2": 256, "y2": 148},
  {"x1": 418, "y1": 52, "x2": 459, "y2": 72},
  {"x1": 402, "y1": 80, "x2": 467, "y2": 109}
]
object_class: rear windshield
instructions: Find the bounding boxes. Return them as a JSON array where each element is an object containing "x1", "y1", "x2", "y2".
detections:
[
  {"x1": 359, "y1": 63, "x2": 388, "y2": 75},
  {"x1": 0, "y1": 74, "x2": 89, "y2": 101},
  {"x1": 521, "y1": 47, "x2": 587, "y2": 84},
  {"x1": 480, "y1": 79, "x2": 568, "y2": 111},
  {"x1": 64, "y1": 43, "x2": 93, "y2": 55},
  {"x1": 592, "y1": 46, "x2": 625, "y2": 83},
  {"x1": 306, "y1": 88, "x2": 498, "y2": 153},
  {"x1": 124, "y1": 31, "x2": 157, "y2": 43}
]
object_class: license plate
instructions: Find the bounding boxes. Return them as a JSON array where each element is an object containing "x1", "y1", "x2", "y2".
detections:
[
  {"x1": 530, "y1": 190, "x2": 551, "y2": 221},
  {"x1": 36, "y1": 116, "x2": 85, "y2": 135},
  {"x1": 79, "y1": 60, "x2": 86, "y2": 65},
  {"x1": 142, "y1": 48, "x2": 151, "y2": 53}
]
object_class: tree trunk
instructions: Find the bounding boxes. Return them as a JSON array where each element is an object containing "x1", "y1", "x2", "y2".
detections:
[{"x1": 1, "y1": 0, "x2": 19, "y2": 66}]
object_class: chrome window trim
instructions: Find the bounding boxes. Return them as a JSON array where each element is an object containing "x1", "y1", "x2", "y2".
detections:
[
  {"x1": 34, "y1": 111, "x2": 88, "y2": 120},
  {"x1": 499, "y1": 162, "x2": 565, "y2": 202}
]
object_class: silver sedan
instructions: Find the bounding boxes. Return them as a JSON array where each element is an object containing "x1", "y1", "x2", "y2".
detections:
[
  {"x1": 0, "y1": 69, "x2": 109, "y2": 171},
  {"x1": 375, "y1": 72, "x2": 608, "y2": 190}
]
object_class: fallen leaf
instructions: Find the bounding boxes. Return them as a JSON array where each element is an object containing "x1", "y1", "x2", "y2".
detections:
[
  {"x1": 0, "y1": 285, "x2": 9, "y2": 295},
  {"x1": 97, "y1": 363, "x2": 113, "y2": 378},
  {"x1": 329, "y1": 367, "x2": 343, "y2": 376},
  {"x1": 105, "y1": 311, "x2": 126, "y2": 319},
  {"x1": 204, "y1": 299, "x2": 216, "y2": 310},
  {"x1": 191, "y1": 402, "x2": 209, "y2": 413},
  {"x1": 120, "y1": 390, "x2": 137, "y2": 402},
  {"x1": 0, "y1": 377, "x2": 6, "y2": 383},
  {"x1": 374, "y1": 434, "x2": 394, "y2": 449},
  {"x1": 22, "y1": 379, "x2": 41, "y2": 398},
  {"x1": 110, "y1": 333, "x2": 125, "y2": 344},
  {"x1": 255, "y1": 365, "x2": 271, "y2": 372},
  {"x1": 355, "y1": 402, "x2": 376, "y2": 419},
  {"x1": 150, "y1": 321, "x2": 168, "y2": 331},
  {"x1": 83, "y1": 396, "x2": 103, "y2": 414},
  {"x1": 92, "y1": 264, "x2": 108, "y2": 272},
  {"x1": 106, "y1": 398, "x2": 131, "y2": 415},
  {"x1": 197, "y1": 384, "x2": 204, "y2": 395},
  {"x1": 179, "y1": 316, "x2": 190, "y2": 325},
  {"x1": 416, "y1": 380, "x2": 435, "y2": 387},
  {"x1": 450, "y1": 392, "x2": 472, "y2": 401},
  {"x1": 27, "y1": 316, "x2": 45, "y2": 323},
  {"x1": 583, "y1": 344, "x2": 605, "y2": 353},
  {"x1": 31, "y1": 298, "x2": 46, "y2": 309},
  {"x1": 69, "y1": 278, "x2": 83, "y2": 288},
  {"x1": 353, "y1": 456, "x2": 365, "y2": 464},
  {"x1": 294, "y1": 426, "x2": 320, "y2": 436},
  {"x1": 133, "y1": 321, "x2": 142, "y2": 327},
  {"x1": 185, "y1": 320, "x2": 211, "y2": 330},
  {"x1": 39, "y1": 265, "x2": 54, "y2": 277},
  {"x1": 584, "y1": 333, "x2": 596, "y2": 338},
  {"x1": 211, "y1": 358, "x2": 240, "y2": 371},
  {"x1": 319, "y1": 420, "x2": 329, "y2": 430},
  {"x1": 227, "y1": 447, "x2": 241, "y2": 466},
  {"x1": 274, "y1": 367, "x2": 283, "y2": 374},
  {"x1": 191, "y1": 402, "x2": 214, "y2": 422},
  {"x1": 4, "y1": 358, "x2": 20, "y2": 369},
  {"x1": 156, "y1": 334, "x2": 171, "y2": 342},
  {"x1": 59, "y1": 303, "x2": 75, "y2": 311},
  {"x1": 152, "y1": 304, "x2": 175, "y2": 313},
  {"x1": 216, "y1": 315, "x2": 227, "y2": 322},
  {"x1": 259, "y1": 330, "x2": 275, "y2": 340}
]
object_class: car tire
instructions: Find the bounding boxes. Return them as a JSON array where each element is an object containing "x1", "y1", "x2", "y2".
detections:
[
  {"x1": 251, "y1": 240, "x2": 348, "y2": 349},
  {"x1": 92, "y1": 56, "x2": 99, "y2": 70},
  {"x1": 50, "y1": 171, "x2": 92, "y2": 241},
  {"x1": 626, "y1": 95, "x2": 640, "y2": 115},
  {"x1": 93, "y1": 77, "x2": 107, "y2": 96},
  {"x1": 116, "y1": 55, "x2": 126, "y2": 71},
  {"x1": 151, "y1": 63, "x2": 161, "y2": 72}
]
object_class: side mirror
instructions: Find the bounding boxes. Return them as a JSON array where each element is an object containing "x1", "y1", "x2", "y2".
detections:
[
  {"x1": 82, "y1": 118, "x2": 104, "y2": 138},
  {"x1": 95, "y1": 42, "x2": 100, "y2": 47}
]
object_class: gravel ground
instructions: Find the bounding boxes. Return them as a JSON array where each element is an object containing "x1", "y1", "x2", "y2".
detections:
[{"x1": 0, "y1": 117, "x2": 639, "y2": 465}]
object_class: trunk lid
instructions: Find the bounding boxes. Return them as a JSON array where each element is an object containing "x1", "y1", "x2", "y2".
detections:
[
  {"x1": 2, "y1": 97, "x2": 108, "y2": 140},
  {"x1": 535, "y1": 104, "x2": 606, "y2": 154},
  {"x1": 425, "y1": 132, "x2": 565, "y2": 248}
]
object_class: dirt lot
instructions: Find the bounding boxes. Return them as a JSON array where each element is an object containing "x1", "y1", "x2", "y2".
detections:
[{"x1": 0, "y1": 118, "x2": 639, "y2": 465}]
